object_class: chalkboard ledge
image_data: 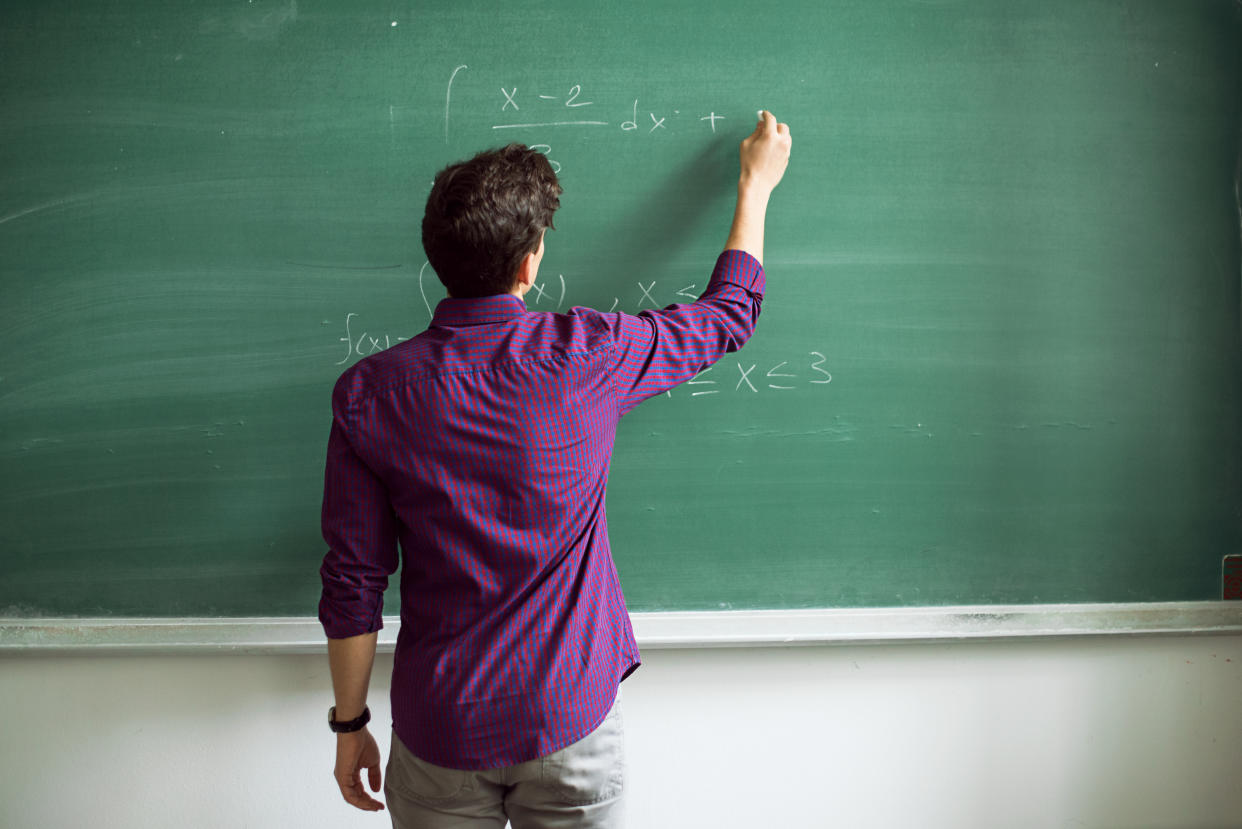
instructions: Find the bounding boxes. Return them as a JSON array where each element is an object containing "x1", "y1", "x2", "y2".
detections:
[{"x1": 2, "y1": 602, "x2": 1241, "y2": 654}]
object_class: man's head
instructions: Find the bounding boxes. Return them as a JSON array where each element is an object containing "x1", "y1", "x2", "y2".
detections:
[{"x1": 422, "y1": 144, "x2": 562, "y2": 298}]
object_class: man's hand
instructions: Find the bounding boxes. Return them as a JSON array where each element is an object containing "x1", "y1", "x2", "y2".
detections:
[
  {"x1": 739, "y1": 110, "x2": 792, "y2": 196},
  {"x1": 724, "y1": 110, "x2": 792, "y2": 264},
  {"x1": 333, "y1": 727, "x2": 386, "y2": 812}
]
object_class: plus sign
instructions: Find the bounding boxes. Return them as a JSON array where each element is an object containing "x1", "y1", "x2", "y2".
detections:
[{"x1": 700, "y1": 112, "x2": 724, "y2": 132}]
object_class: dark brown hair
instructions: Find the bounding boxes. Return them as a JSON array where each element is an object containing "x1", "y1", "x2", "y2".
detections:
[{"x1": 421, "y1": 144, "x2": 562, "y2": 297}]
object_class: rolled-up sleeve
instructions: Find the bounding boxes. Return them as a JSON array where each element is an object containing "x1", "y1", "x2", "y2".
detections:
[
  {"x1": 608, "y1": 249, "x2": 766, "y2": 415},
  {"x1": 319, "y1": 384, "x2": 399, "y2": 639}
]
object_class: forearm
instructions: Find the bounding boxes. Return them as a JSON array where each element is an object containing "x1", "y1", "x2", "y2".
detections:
[
  {"x1": 724, "y1": 183, "x2": 772, "y2": 266},
  {"x1": 328, "y1": 631, "x2": 378, "y2": 720}
]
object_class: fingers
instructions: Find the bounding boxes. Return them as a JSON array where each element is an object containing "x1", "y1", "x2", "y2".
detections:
[
  {"x1": 750, "y1": 111, "x2": 791, "y2": 153},
  {"x1": 368, "y1": 761, "x2": 383, "y2": 793},
  {"x1": 755, "y1": 110, "x2": 789, "y2": 136},
  {"x1": 334, "y1": 733, "x2": 386, "y2": 812},
  {"x1": 755, "y1": 110, "x2": 778, "y2": 143},
  {"x1": 744, "y1": 110, "x2": 791, "y2": 155},
  {"x1": 748, "y1": 112, "x2": 766, "y2": 140},
  {"x1": 336, "y1": 768, "x2": 386, "y2": 812}
]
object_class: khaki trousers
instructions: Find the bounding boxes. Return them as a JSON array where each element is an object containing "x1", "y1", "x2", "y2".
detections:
[{"x1": 385, "y1": 691, "x2": 625, "y2": 829}]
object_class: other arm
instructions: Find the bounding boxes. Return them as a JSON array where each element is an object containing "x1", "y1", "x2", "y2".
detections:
[
  {"x1": 320, "y1": 378, "x2": 399, "y2": 813},
  {"x1": 329, "y1": 632, "x2": 385, "y2": 812}
]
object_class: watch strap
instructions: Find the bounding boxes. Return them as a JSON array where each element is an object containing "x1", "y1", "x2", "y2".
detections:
[{"x1": 328, "y1": 705, "x2": 371, "y2": 733}]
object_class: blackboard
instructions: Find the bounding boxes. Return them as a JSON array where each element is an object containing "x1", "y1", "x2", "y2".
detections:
[{"x1": 2, "y1": 0, "x2": 1239, "y2": 617}]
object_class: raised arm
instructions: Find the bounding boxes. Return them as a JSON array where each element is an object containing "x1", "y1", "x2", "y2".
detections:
[
  {"x1": 723, "y1": 110, "x2": 792, "y2": 266},
  {"x1": 605, "y1": 110, "x2": 791, "y2": 413}
]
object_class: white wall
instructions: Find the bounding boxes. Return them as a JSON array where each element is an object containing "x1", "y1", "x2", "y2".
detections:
[{"x1": 2, "y1": 634, "x2": 1240, "y2": 829}]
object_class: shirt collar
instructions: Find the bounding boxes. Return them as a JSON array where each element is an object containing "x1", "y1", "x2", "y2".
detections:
[{"x1": 431, "y1": 293, "x2": 528, "y2": 327}]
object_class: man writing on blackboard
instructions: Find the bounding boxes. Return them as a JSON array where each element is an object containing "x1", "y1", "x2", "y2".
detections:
[{"x1": 319, "y1": 110, "x2": 790, "y2": 827}]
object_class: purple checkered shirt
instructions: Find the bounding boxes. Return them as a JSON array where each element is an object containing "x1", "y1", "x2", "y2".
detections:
[{"x1": 319, "y1": 249, "x2": 765, "y2": 769}]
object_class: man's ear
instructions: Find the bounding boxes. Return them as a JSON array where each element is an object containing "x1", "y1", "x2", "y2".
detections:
[
  {"x1": 511, "y1": 232, "x2": 546, "y2": 296},
  {"x1": 513, "y1": 251, "x2": 538, "y2": 295}
]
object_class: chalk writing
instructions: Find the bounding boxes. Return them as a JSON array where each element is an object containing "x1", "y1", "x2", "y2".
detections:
[
  {"x1": 661, "y1": 354, "x2": 836, "y2": 396},
  {"x1": 493, "y1": 87, "x2": 727, "y2": 137},
  {"x1": 766, "y1": 361, "x2": 795, "y2": 390},
  {"x1": 808, "y1": 352, "x2": 833, "y2": 384},
  {"x1": 529, "y1": 144, "x2": 562, "y2": 174},
  {"x1": 736, "y1": 363, "x2": 758, "y2": 392},
  {"x1": 418, "y1": 262, "x2": 434, "y2": 318},
  {"x1": 336, "y1": 312, "x2": 409, "y2": 365},
  {"x1": 445, "y1": 64, "x2": 468, "y2": 144},
  {"x1": 527, "y1": 273, "x2": 568, "y2": 309},
  {"x1": 424, "y1": 66, "x2": 749, "y2": 174},
  {"x1": 688, "y1": 366, "x2": 718, "y2": 396},
  {"x1": 493, "y1": 119, "x2": 609, "y2": 129},
  {"x1": 636, "y1": 280, "x2": 658, "y2": 308}
]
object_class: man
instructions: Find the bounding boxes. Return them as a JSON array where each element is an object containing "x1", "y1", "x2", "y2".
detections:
[{"x1": 320, "y1": 110, "x2": 791, "y2": 828}]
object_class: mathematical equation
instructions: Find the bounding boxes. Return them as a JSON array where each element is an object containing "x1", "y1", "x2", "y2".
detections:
[
  {"x1": 683, "y1": 353, "x2": 832, "y2": 395},
  {"x1": 494, "y1": 83, "x2": 728, "y2": 133},
  {"x1": 441, "y1": 65, "x2": 740, "y2": 173}
]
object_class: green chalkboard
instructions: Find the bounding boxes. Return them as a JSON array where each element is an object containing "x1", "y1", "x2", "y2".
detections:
[{"x1": 2, "y1": 0, "x2": 1240, "y2": 617}]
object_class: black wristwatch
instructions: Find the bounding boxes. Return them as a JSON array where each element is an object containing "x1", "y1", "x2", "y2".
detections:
[{"x1": 328, "y1": 705, "x2": 371, "y2": 733}]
